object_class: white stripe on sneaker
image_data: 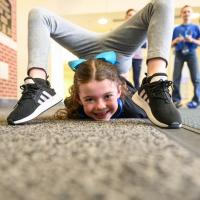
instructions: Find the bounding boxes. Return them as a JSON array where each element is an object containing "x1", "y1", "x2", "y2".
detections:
[
  {"x1": 14, "y1": 94, "x2": 62, "y2": 124},
  {"x1": 40, "y1": 94, "x2": 48, "y2": 101},
  {"x1": 139, "y1": 89, "x2": 149, "y2": 104},
  {"x1": 132, "y1": 91, "x2": 169, "y2": 128},
  {"x1": 37, "y1": 91, "x2": 52, "y2": 105},
  {"x1": 38, "y1": 99, "x2": 43, "y2": 105},
  {"x1": 43, "y1": 91, "x2": 52, "y2": 98}
]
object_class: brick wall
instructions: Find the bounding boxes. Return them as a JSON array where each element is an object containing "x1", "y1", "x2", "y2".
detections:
[{"x1": 0, "y1": 0, "x2": 17, "y2": 104}]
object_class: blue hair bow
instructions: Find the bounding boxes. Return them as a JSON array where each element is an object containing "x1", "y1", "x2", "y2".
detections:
[{"x1": 68, "y1": 51, "x2": 117, "y2": 71}]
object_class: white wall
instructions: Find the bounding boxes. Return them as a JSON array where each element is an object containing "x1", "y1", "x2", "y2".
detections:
[{"x1": 17, "y1": 0, "x2": 78, "y2": 98}]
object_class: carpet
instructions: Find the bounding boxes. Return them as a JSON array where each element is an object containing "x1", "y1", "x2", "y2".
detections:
[{"x1": 0, "y1": 116, "x2": 200, "y2": 200}]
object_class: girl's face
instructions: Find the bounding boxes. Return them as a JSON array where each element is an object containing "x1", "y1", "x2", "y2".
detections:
[{"x1": 78, "y1": 79, "x2": 121, "y2": 121}]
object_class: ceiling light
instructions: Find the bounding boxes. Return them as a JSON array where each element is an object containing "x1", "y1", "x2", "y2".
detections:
[{"x1": 97, "y1": 18, "x2": 108, "y2": 25}]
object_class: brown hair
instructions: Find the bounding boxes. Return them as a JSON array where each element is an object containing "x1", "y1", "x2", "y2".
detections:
[
  {"x1": 125, "y1": 8, "x2": 136, "y2": 20},
  {"x1": 126, "y1": 8, "x2": 136, "y2": 16},
  {"x1": 180, "y1": 5, "x2": 192, "y2": 14},
  {"x1": 55, "y1": 59, "x2": 128, "y2": 120}
]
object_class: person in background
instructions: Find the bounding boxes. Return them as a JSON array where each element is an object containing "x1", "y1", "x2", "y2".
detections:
[
  {"x1": 125, "y1": 9, "x2": 146, "y2": 90},
  {"x1": 172, "y1": 5, "x2": 200, "y2": 108}
]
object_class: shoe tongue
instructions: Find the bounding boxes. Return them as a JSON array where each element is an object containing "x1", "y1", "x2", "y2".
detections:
[
  {"x1": 24, "y1": 77, "x2": 35, "y2": 84},
  {"x1": 148, "y1": 73, "x2": 167, "y2": 83},
  {"x1": 33, "y1": 78, "x2": 49, "y2": 86},
  {"x1": 24, "y1": 77, "x2": 48, "y2": 86}
]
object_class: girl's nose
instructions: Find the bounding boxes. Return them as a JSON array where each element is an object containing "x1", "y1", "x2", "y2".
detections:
[{"x1": 95, "y1": 100, "x2": 106, "y2": 110}]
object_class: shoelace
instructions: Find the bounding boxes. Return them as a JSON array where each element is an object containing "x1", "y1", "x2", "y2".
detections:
[
  {"x1": 146, "y1": 80, "x2": 173, "y2": 103},
  {"x1": 18, "y1": 84, "x2": 39, "y2": 104}
]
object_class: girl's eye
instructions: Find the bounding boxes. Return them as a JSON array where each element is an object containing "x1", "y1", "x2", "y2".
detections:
[
  {"x1": 85, "y1": 98, "x2": 94, "y2": 102},
  {"x1": 105, "y1": 94, "x2": 113, "y2": 99}
]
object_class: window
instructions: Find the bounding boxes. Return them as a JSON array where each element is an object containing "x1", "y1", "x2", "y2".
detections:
[{"x1": 0, "y1": 0, "x2": 12, "y2": 37}]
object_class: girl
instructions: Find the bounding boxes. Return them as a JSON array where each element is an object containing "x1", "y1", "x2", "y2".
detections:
[
  {"x1": 7, "y1": 0, "x2": 182, "y2": 128},
  {"x1": 56, "y1": 53, "x2": 146, "y2": 120}
]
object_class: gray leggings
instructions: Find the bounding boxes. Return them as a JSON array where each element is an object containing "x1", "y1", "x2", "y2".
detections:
[{"x1": 28, "y1": 0, "x2": 174, "y2": 74}]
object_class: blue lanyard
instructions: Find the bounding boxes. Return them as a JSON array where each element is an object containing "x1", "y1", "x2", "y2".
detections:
[{"x1": 111, "y1": 98, "x2": 123, "y2": 118}]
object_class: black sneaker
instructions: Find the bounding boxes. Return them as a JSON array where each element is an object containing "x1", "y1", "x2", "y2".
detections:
[
  {"x1": 132, "y1": 73, "x2": 182, "y2": 128},
  {"x1": 7, "y1": 77, "x2": 62, "y2": 125}
]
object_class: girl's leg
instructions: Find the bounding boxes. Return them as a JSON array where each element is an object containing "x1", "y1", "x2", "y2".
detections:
[
  {"x1": 103, "y1": 0, "x2": 174, "y2": 75},
  {"x1": 111, "y1": 0, "x2": 181, "y2": 128},
  {"x1": 7, "y1": 8, "x2": 101, "y2": 124},
  {"x1": 28, "y1": 8, "x2": 100, "y2": 77}
]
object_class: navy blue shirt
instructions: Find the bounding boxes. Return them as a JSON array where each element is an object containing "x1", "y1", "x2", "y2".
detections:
[{"x1": 172, "y1": 24, "x2": 200, "y2": 52}]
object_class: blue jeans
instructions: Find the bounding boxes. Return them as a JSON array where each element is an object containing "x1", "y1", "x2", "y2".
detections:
[
  {"x1": 132, "y1": 59, "x2": 142, "y2": 90},
  {"x1": 172, "y1": 51, "x2": 200, "y2": 104}
]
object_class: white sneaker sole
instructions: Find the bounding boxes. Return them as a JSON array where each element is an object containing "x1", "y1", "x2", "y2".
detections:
[
  {"x1": 132, "y1": 92, "x2": 182, "y2": 128},
  {"x1": 13, "y1": 94, "x2": 63, "y2": 124}
]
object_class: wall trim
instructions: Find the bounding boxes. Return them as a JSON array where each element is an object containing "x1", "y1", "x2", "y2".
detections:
[
  {"x1": 0, "y1": 99, "x2": 17, "y2": 107},
  {"x1": 0, "y1": 32, "x2": 17, "y2": 50}
]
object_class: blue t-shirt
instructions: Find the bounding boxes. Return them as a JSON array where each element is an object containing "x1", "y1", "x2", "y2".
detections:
[{"x1": 172, "y1": 23, "x2": 200, "y2": 52}]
